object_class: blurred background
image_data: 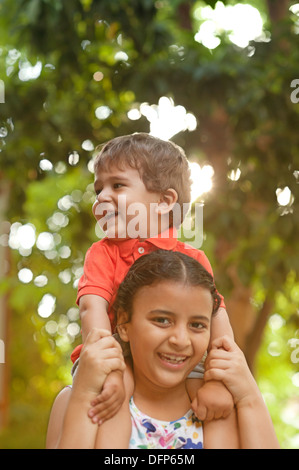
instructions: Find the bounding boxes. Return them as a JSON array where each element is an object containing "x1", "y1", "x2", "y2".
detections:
[{"x1": 0, "y1": 0, "x2": 298, "y2": 449}]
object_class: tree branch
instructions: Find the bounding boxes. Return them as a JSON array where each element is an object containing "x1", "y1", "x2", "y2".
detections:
[{"x1": 245, "y1": 297, "x2": 274, "y2": 373}]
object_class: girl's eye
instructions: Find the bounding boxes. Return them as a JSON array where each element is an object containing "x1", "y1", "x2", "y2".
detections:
[
  {"x1": 114, "y1": 183, "x2": 124, "y2": 189},
  {"x1": 153, "y1": 317, "x2": 171, "y2": 326},
  {"x1": 190, "y1": 322, "x2": 206, "y2": 331}
]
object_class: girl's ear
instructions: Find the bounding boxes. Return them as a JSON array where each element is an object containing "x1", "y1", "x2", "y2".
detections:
[
  {"x1": 116, "y1": 309, "x2": 130, "y2": 342},
  {"x1": 156, "y1": 188, "x2": 178, "y2": 215}
]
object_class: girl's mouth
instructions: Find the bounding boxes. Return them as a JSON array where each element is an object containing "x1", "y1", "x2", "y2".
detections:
[{"x1": 158, "y1": 353, "x2": 188, "y2": 365}]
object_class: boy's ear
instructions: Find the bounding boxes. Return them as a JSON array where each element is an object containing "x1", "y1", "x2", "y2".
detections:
[
  {"x1": 116, "y1": 309, "x2": 130, "y2": 342},
  {"x1": 156, "y1": 188, "x2": 178, "y2": 215}
]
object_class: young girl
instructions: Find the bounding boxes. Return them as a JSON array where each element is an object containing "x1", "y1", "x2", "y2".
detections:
[{"x1": 46, "y1": 250, "x2": 279, "y2": 449}]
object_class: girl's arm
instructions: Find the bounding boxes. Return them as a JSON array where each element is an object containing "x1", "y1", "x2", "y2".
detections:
[
  {"x1": 46, "y1": 329, "x2": 125, "y2": 449},
  {"x1": 203, "y1": 407, "x2": 240, "y2": 449},
  {"x1": 205, "y1": 336, "x2": 280, "y2": 449},
  {"x1": 47, "y1": 384, "x2": 99, "y2": 449},
  {"x1": 210, "y1": 307, "x2": 234, "y2": 343}
]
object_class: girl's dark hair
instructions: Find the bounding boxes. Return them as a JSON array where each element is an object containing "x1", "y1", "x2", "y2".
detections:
[{"x1": 113, "y1": 249, "x2": 221, "y2": 323}]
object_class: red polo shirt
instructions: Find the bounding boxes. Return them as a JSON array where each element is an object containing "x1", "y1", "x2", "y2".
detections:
[{"x1": 71, "y1": 228, "x2": 225, "y2": 363}]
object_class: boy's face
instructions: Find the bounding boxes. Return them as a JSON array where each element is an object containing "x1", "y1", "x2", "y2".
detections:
[{"x1": 93, "y1": 165, "x2": 162, "y2": 239}]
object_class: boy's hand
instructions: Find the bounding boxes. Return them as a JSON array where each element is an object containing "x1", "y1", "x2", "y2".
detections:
[
  {"x1": 191, "y1": 379, "x2": 234, "y2": 421},
  {"x1": 204, "y1": 336, "x2": 259, "y2": 408},
  {"x1": 88, "y1": 370, "x2": 125, "y2": 425}
]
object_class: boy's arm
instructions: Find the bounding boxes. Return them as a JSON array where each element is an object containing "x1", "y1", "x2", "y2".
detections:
[{"x1": 79, "y1": 294, "x2": 110, "y2": 342}]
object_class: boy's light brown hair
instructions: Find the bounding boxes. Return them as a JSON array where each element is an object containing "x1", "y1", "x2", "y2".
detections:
[{"x1": 94, "y1": 133, "x2": 192, "y2": 226}]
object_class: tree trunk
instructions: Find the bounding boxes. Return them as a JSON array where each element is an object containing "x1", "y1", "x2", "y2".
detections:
[
  {"x1": 266, "y1": 0, "x2": 290, "y2": 23},
  {"x1": 199, "y1": 112, "x2": 271, "y2": 372},
  {"x1": 245, "y1": 298, "x2": 274, "y2": 373}
]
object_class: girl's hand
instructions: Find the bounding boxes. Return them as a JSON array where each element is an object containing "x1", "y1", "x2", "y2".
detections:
[
  {"x1": 204, "y1": 336, "x2": 259, "y2": 408},
  {"x1": 74, "y1": 328, "x2": 126, "y2": 398}
]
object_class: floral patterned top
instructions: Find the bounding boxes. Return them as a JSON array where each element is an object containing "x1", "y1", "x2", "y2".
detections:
[{"x1": 129, "y1": 397, "x2": 203, "y2": 449}]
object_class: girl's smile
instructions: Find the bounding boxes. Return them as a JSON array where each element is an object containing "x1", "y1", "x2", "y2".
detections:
[
  {"x1": 121, "y1": 280, "x2": 213, "y2": 393},
  {"x1": 157, "y1": 352, "x2": 190, "y2": 370}
]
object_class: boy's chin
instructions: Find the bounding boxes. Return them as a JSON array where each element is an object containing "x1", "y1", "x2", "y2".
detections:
[{"x1": 104, "y1": 227, "x2": 129, "y2": 240}]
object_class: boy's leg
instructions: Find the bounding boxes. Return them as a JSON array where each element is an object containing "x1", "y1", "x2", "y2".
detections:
[
  {"x1": 186, "y1": 378, "x2": 204, "y2": 402},
  {"x1": 186, "y1": 356, "x2": 205, "y2": 402},
  {"x1": 95, "y1": 361, "x2": 134, "y2": 449}
]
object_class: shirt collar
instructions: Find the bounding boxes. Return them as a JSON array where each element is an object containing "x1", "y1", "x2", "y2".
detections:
[{"x1": 106, "y1": 227, "x2": 178, "y2": 259}]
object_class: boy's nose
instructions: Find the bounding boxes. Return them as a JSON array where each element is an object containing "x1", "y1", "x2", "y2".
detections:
[{"x1": 97, "y1": 187, "x2": 113, "y2": 203}]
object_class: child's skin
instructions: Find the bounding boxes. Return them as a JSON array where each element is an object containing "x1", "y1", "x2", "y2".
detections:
[
  {"x1": 46, "y1": 329, "x2": 126, "y2": 449},
  {"x1": 46, "y1": 275, "x2": 279, "y2": 448},
  {"x1": 204, "y1": 336, "x2": 280, "y2": 448},
  {"x1": 81, "y1": 165, "x2": 180, "y2": 423},
  {"x1": 83, "y1": 164, "x2": 234, "y2": 431},
  {"x1": 68, "y1": 131, "x2": 237, "y2": 448}
]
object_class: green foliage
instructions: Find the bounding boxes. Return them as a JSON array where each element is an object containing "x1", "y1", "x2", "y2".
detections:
[
  {"x1": 255, "y1": 271, "x2": 299, "y2": 449},
  {"x1": 0, "y1": 0, "x2": 298, "y2": 448}
]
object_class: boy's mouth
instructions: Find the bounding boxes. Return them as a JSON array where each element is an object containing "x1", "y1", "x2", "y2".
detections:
[
  {"x1": 101, "y1": 210, "x2": 119, "y2": 223},
  {"x1": 105, "y1": 211, "x2": 118, "y2": 220}
]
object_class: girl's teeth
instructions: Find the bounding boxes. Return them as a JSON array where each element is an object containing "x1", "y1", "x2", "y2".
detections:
[{"x1": 160, "y1": 354, "x2": 186, "y2": 364}]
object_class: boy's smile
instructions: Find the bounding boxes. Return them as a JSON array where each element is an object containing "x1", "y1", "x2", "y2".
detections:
[{"x1": 92, "y1": 166, "x2": 162, "y2": 239}]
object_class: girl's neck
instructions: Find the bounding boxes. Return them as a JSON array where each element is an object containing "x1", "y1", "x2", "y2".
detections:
[{"x1": 133, "y1": 377, "x2": 191, "y2": 422}]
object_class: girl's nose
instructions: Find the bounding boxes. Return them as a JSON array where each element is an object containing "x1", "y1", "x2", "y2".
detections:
[{"x1": 168, "y1": 326, "x2": 191, "y2": 349}]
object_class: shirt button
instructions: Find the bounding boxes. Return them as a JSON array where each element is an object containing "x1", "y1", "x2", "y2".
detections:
[{"x1": 138, "y1": 247, "x2": 145, "y2": 254}]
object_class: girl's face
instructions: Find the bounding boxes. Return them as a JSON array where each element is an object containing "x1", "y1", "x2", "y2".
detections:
[{"x1": 120, "y1": 280, "x2": 213, "y2": 392}]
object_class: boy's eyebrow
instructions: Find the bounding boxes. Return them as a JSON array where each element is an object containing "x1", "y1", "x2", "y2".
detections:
[
  {"x1": 94, "y1": 174, "x2": 130, "y2": 186},
  {"x1": 148, "y1": 309, "x2": 210, "y2": 323}
]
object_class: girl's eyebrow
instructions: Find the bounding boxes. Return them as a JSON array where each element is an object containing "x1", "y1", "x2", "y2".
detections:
[
  {"x1": 148, "y1": 309, "x2": 174, "y2": 315},
  {"x1": 148, "y1": 309, "x2": 210, "y2": 323}
]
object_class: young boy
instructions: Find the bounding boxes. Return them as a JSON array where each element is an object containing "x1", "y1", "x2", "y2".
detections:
[{"x1": 71, "y1": 133, "x2": 234, "y2": 446}]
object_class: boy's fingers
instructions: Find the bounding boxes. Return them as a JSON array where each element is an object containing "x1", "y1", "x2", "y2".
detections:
[
  {"x1": 89, "y1": 387, "x2": 119, "y2": 411},
  {"x1": 89, "y1": 401, "x2": 120, "y2": 423}
]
